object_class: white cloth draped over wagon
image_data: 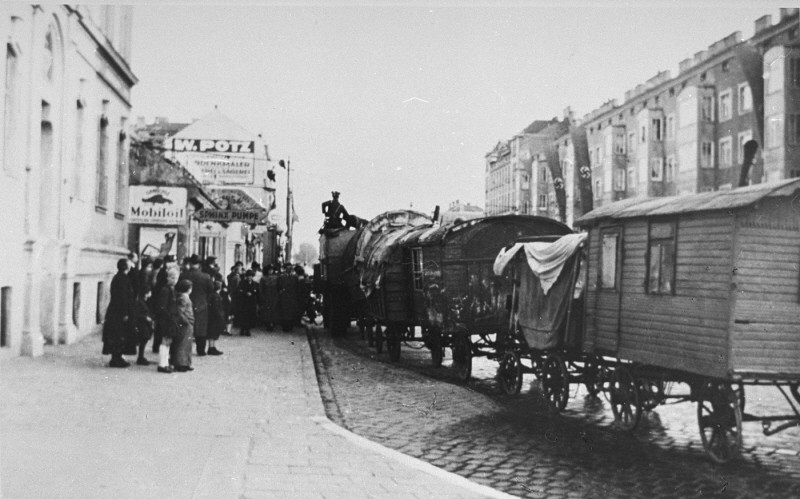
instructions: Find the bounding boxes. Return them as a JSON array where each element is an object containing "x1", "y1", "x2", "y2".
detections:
[{"x1": 494, "y1": 232, "x2": 587, "y2": 350}]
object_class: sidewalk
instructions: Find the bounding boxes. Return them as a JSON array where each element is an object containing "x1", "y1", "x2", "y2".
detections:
[{"x1": 0, "y1": 327, "x2": 508, "y2": 499}]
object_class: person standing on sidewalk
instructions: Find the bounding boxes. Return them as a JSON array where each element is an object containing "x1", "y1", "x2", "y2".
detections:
[
  {"x1": 277, "y1": 264, "x2": 300, "y2": 332},
  {"x1": 172, "y1": 279, "x2": 195, "y2": 372},
  {"x1": 227, "y1": 263, "x2": 242, "y2": 333},
  {"x1": 206, "y1": 281, "x2": 225, "y2": 355},
  {"x1": 259, "y1": 265, "x2": 280, "y2": 332},
  {"x1": 151, "y1": 255, "x2": 176, "y2": 354},
  {"x1": 180, "y1": 255, "x2": 215, "y2": 356},
  {"x1": 102, "y1": 258, "x2": 136, "y2": 368},
  {"x1": 155, "y1": 265, "x2": 180, "y2": 373},
  {"x1": 236, "y1": 270, "x2": 259, "y2": 336}
]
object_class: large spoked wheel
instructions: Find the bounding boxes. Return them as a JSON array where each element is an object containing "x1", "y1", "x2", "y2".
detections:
[
  {"x1": 541, "y1": 353, "x2": 569, "y2": 412},
  {"x1": 498, "y1": 351, "x2": 523, "y2": 395},
  {"x1": 452, "y1": 335, "x2": 472, "y2": 382},
  {"x1": 697, "y1": 381, "x2": 743, "y2": 463},
  {"x1": 387, "y1": 325, "x2": 402, "y2": 362},
  {"x1": 609, "y1": 365, "x2": 642, "y2": 431},
  {"x1": 374, "y1": 324, "x2": 384, "y2": 354},
  {"x1": 429, "y1": 329, "x2": 444, "y2": 368}
]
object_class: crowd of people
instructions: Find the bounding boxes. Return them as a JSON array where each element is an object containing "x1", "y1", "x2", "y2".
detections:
[{"x1": 102, "y1": 252, "x2": 313, "y2": 373}]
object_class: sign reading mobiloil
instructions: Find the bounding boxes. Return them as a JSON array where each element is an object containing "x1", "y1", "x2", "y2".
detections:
[{"x1": 129, "y1": 186, "x2": 188, "y2": 225}]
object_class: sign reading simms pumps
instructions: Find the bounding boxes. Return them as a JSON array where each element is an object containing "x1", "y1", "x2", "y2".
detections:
[{"x1": 128, "y1": 186, "x2": 188, "y2": 225}]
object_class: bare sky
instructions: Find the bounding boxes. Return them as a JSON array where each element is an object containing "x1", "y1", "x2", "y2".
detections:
[{"x1": 131, "y1": 1, "x2": 790, "y2": 251}]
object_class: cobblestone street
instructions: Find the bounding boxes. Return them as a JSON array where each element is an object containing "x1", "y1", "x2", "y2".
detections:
[{"x1": 310, "y1": 326, "x2": 800, "y2": 499}]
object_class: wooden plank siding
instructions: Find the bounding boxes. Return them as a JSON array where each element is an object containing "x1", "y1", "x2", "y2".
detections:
[{"x1": 730, "y1": 201, "x2": 800, "y2": 377}]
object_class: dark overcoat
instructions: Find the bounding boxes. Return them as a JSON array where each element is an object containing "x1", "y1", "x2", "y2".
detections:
[
  {"x1": 259, "y1": 274, "x2": 280, "y2": 325},
  {"x1": 236, "y1": 278, "x2": 260, "y2": 328},
  {"x1": 102, "y1": 271, "x2": 136, "y2": 355},
  {"x1": 179, "y1": 268, "x2": 215, "y2": 339}
]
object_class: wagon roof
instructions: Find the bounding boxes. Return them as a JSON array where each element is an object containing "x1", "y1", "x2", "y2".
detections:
[
  {"x1": 575, "y1": 178, "x2": 800, "y2": 225},
  {"x1": 403, "y1": 214, "x2": 571, "y2": 247}
]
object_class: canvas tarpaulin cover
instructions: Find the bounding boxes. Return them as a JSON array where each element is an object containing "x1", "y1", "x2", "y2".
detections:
[{"x1": 493, "y1": 233, "x2": 587, "y2": 349}]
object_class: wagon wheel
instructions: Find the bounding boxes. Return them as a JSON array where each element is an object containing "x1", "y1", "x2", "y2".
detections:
[
  {"x1": 452, "y1": 335, "x2": 472, "y2": 382},
  {"x1": 374, "y1": 324, "x2": 384, "y2": 354},
  {"x1": 429, "y1": 329, "x2": 444, "y2": 368},
  {"x1": 639, "y1": 378, "x2": 666, "y2": 411},
  {"x1": 697, "y1": 381, "x2": 743, "y2": 463},
  {"x1": 386, "y1": 325, "x2": 402, "y2": 362},
  {"x1": 582, "y1": 359, "x2": 607, "y2": 398},
  {"x1": 541, "y1": 353, "x2": 569, "y2": 412},
  {"x1": 609, "y1": 365, "x2": 642, "y2": 431},
  {"x1": 498, "y1": 351, "x2": 523, "y2": 395}
]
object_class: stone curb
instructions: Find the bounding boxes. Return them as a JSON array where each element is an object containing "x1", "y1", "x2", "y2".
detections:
[
  {"x1": 311, "y1": 416, "x2": 517, "y2": 499},
  {"x1": 301, "y1": 323, "x2": 517, "y2": 499}
]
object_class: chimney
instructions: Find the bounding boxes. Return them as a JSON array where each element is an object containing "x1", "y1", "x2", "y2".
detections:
[
  {"x1": 155, "y1": 116, "x2": 167, "y2": 125},
  {"x1": 755, "y1": 14, "x2": 773, "y2": 33},
  {"x1": 679, "y1": 58, "x2": 693, "y2": 73},
  {"x1": 780, "y1": 8, "x2": 799, "y2": 21},
  {"x1": 723, "y1": 31, "x2": 742, "y2": 47}
]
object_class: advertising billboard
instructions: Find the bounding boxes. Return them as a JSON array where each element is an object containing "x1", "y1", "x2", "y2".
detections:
[{"x1": 128, "y1": 186, "x2": 187, "y2": 225}]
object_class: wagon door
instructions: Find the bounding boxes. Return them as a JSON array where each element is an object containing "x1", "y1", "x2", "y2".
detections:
[{"x1": 589, "y1": 225, "x2": 623, "y2": 355}]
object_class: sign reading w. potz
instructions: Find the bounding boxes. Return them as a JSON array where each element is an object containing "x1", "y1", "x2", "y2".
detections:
[{"x1": 165, "y1": 138, "x2": 256, "y2": 185}]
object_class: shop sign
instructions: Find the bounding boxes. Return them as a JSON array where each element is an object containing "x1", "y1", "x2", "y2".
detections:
[
  {"x1": 164, "y1": 138, "x2": 254, "y2": 154},
  {"x1": 129, "y1": 186, "x2": 187, "y2": 225},
  {"x1": 184, "y1": 153, "x2": 255, "y2": 185},
  {"x1": 195, "y1": 209, "x2": 267, "y2": 224}
]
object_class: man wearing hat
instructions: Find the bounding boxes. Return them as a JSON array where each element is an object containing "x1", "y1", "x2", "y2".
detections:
[
  {"x1": 179, "y1": 254, "x2": 216, "y2": 356},
  {"x1": 321, "y1": 191, "x2": 349, "y2": 230}
]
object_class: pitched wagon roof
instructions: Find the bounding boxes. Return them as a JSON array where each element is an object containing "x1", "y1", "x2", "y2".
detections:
[{"x1": 576, "y1": 178, "x2": 800, "y2": 225}]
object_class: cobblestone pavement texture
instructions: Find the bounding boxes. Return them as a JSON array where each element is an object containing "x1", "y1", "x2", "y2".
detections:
[
  {"x1": 310, "y1": 326, "x2": 800, "y2": 499},
  {"x1": 0, "y1": 327, "x2": 496, "y2": 499}
]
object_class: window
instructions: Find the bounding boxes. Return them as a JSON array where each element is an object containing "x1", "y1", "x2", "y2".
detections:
[
  {"x1": 721, "y1": 60, "x2": 730, "y2": 72},
  {"x1": 790, "y1": 58, "x2": 800, "y2": 88},
  {"x1": 539, "y1": 166, "x2": 548, "y2": 183},
  {"x1": 72, "y1": 283, "x2": 81, "y2": 328},
  {"x1": 627, "y1": 131, "x2": 635, "y2": 153},
  {"x1": 666, "y1": 114, "x2": 675, "y2": 140},
  {"x1": 651, "y1": 118, "x2": 663, "y2": 141},
  {"x1": 737, "y1": 83, "x2": 752, "y2": 114},
  {"x1": 719, "y1": 137, "x2": 733, "y2": 167},
  {"x1": 767, "y1": 117, "x2": 783, "y2": 148},
  {"x1": 737, "y1": 130, "x2": 752, "y2": 162},
  {"x1": 96, "y1": 109, "x2": 109, "y2": 210},
  {"x1": 4, "y1": 44, "x2": 20, "y2": 172},
  {"x1": 595, "y1": 147, "x2": 601, "y2": 165},
  {"x1": 701, "y1": 140, "x2": 714, "y2": 168},
  {"x1": 115, "y1": 119, "x2": 127, "y2": 215},
  {"x1": 627, "y1": 167, "x2": 636, "y2": 194},
  {"x1": 665, "y1": 156, "x2": 676, "y2": 182},
  {"x1": 647, "y1": 221, "x2": 676, "y2": 295},
  {"x1": 640, "y1": 125, "x2": 646, "y2": 143},
  {"x1": 789, "y1": 114, "x2": 800, "y2": 146},
  {"x1": 1, "y1": 287, "x2": 10, "y2": 347},
  {"x1": 718, "y1": 90, "x2": 732, "y2": 121},
  {"x1": 613, "y1": 169, "x2": 626, "y2": 191},
  {"x1": 411, "y1": 248, "x2": 423, "y2": 290},
  {"x1": 594, "y1": 180, "x2": 601, "y2": 200},
  {"x1": 650, "y1": 158, "x2": 664, "y2": 181},
  {"x1": 614, "y1": 129, "x2": 626, "y2": 154},
  {"x1": 700, "y1": 95, "x2": 714, "y2": 121},
  {"x1": 600, "y1": 230, "x2": 620, "y2": 290},
  {"x1": 537, "y1": 194, "x2": 547, "y2": 209},
  {"x1": 73, "y1": 100, "x2": 85, "y2": 198}
]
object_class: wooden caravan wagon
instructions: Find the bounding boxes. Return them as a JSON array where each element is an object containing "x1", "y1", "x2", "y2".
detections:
[
  {"x1": 573, "y1": 178, "x2": 800, "y2": 462},
  {"x1": 401, "y1": 215, "x2": 572, "y2": 379}
]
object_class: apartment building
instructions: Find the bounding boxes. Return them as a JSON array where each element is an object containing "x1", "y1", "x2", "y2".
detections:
[
  {"x1": 582, "y1": 9, "x2": 800, "y2": 206},
  {"x1": 0, "y1": 5, "x2": 137, "y2": 355}
]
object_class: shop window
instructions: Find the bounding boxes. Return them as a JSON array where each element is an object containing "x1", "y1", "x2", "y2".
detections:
[
  {"x1": 600, "y1": 229, "x2": 620, "y2": 290},
  {"x1": 411, "y1": 248, "x2": 423, "y2": 291},
  {"x1": 647, "y1": 221, "x2": 676, "y2": 295}
]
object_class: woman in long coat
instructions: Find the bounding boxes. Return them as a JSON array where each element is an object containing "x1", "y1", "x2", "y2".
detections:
[
  {"x1": 259, "y1": 265, "x2": 280, "y2": 331},
  {"x1": 206, "y1": 281, "x2": 225, "y2": 355},
  {"x1": 236, "y1": 270, "x2": 259, "y2": 336},
  {"x1": 155, "y1": 265, "x2": 180, "y2": 373},
  {"x1": 277, "y1": 267, "x2": 300, "y2": 332},
  {"x1": 103, "y1": 258, "x2": 136, "y2": 367},
  {"x1": 172, "y1": 279, "x2": 195, "y2": 371}
]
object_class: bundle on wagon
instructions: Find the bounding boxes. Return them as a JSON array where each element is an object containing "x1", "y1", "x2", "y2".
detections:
[{"x1": 495, "y1": 178, "x2": 800, "y2": 463}]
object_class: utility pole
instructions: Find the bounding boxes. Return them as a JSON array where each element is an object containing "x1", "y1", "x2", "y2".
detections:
[{"x1": 280, "y1": 158, "x2": 292, "y2": 263}]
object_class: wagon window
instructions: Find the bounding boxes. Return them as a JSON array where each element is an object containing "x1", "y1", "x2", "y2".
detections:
[
  {"x1": 647, "y1": 221, "x2": 676, "y2": 294},
  {"x1": 600, "y1": 230, "x2": 619, "y2": 290},
  {"x1": 411, "y1": 248, "x2": 423, "y2": 290}
]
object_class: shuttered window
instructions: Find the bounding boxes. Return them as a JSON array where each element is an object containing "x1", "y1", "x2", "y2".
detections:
[
  {"x1": 600, "y1": 229, "x2": 620, "y2": 290},
  {"x1": 647, "y1": 221, "x2": 677, "y2": 295}
]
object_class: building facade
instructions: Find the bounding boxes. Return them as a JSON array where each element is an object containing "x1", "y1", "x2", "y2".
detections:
[{"x1": 1, "y1": 5, "x2": 136, "y2": 356}]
